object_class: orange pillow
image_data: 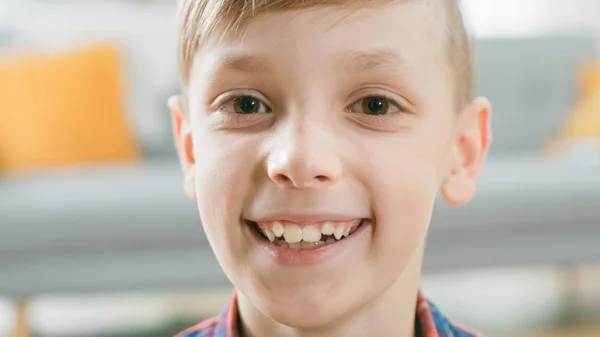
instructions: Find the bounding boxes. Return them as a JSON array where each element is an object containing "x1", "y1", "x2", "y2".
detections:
[
  {"x1": 557, "y1": 62, "x2": 600, "y2": 140},
  {"x1": 0, "y1": 44, "x2": 140, "y2": 174},
  {"x1": 544, "y1": 61, "x2": 600, "y2": 154}
]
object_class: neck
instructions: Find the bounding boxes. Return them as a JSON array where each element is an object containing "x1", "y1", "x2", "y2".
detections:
[{"x1": 238, "y1": 250, "x2": 423, "y2": 337}]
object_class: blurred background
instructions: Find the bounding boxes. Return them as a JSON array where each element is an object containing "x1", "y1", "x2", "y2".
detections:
[{"x1": 0, "y1": 0, "x2": 599, "y2": 336}]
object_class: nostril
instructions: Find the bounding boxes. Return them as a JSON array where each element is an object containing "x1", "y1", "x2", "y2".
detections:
[
  {"x1": 274, "y1": 174, "x2": 291, "y2": 184},
  {"x1": 271, "y1": 174, "x2": 332, "y2": 187}
]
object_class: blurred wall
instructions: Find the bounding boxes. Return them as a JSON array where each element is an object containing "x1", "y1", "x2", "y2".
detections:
[{"x1": 463, "y1": 0, "x2": 600, "y2": 47}]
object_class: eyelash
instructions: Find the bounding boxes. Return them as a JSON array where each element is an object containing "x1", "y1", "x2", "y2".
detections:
[
  {"x1": 210, "y1": 90, "x2": 409, "y2": 128},
  {"x1": 209, "y1": 92, "x2": 273, "y2": 127},
  {"x1": 215, "y1": 93, "x2": 271, "y2": 114},
  {"x1": 346, "y1": 93, "x2": 407, "y2": 115}
]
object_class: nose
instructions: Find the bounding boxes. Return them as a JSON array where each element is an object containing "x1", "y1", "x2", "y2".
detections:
[{"x1": 266, "y1": 124, "x2": 343, "y2": 189}]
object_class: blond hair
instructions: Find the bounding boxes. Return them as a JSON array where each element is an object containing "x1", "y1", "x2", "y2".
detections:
[{"x1": 177, "y1": 0, "x2": 475, "y2": 110}]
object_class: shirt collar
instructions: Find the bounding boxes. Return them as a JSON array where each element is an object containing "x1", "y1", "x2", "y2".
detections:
[{"x1": 213, "y1": 289, "x2": 450, "y2": 337}]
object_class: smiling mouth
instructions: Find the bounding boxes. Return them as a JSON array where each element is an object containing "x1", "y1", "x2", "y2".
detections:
[{"x1": 245, "y1": 219, "x2": 366, "y2": 250}]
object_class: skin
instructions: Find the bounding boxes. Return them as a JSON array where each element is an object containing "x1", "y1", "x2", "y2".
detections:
[{"x1": 170, "y1": 1, "x2": 491, "y2": 337}]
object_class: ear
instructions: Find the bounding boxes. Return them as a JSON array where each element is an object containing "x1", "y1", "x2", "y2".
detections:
[
  {"x1": 168, "y1": 95, "x2": 197, "y2": 201},
  {"x1": 441, "y1": 97, "x2": 492, "y2": 206}
]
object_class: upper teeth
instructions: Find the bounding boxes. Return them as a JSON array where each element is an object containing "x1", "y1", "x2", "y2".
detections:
[
  {"x1": 283, "y1": 224, "x2": 302, "y2": 243},
  {"x1": 272, "y1": 222, "x2": 284, "y2": 237},
  {"x1": 321, "y1": 222, "x2": 335, "y2": 235},
  {"x1": 257, "y1": 220, "x2": 361, "y2": 244},
  {"x1": 334, "y1": 226, "x2": 344, "y2": 240}
]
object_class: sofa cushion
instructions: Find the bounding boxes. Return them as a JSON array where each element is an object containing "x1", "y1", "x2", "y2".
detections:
[{"x1": 0, "y1": 161, "x2": 202, "y2": 255}]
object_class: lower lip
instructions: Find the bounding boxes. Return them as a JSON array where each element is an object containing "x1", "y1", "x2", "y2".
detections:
[{"x1": 245, "y1": 219, "x2": 371, "y2": 267}]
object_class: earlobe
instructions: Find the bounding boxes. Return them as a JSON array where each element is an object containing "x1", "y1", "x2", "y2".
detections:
[
  {"x1": 441, "y1": 172, "x2": 475, "y2": 207},
  {"x1": 441, "y1": 97, "x2": 492, "y2": 207},
  {"x1": 168, "y1": 95, "x2": 197, "y2": 201},
  {"x1": 183, "y1": 169, "x2": 197, "y2": 201}
]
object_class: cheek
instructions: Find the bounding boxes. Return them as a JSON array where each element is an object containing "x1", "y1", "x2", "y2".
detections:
[
  {"x1": 191, "y1": 128, "x2": 260, "y2": 263},
  {"x1": 366, "y1": 136, "x2": 441, "y2": 265}
]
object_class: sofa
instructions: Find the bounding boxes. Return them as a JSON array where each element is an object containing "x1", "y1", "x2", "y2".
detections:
[{"x1": 1, "y1": 35, "x2": 600, "y2": 301}]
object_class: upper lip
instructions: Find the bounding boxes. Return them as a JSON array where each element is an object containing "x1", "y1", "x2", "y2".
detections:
[{"x1": 248, "y1": 213, "x2": 365, "y2": 224}]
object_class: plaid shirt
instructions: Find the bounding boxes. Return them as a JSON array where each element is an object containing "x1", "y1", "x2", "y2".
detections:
[{"x1": 176, "y1": 290, "x2": 484, "y2": 337}]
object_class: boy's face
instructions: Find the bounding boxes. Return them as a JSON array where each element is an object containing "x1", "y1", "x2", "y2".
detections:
[{"x1": 172, "y1": 0, "x2": 490, "y2": 329}]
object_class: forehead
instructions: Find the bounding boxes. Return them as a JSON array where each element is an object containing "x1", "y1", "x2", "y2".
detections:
[
  {"x1": 214, "y1": 2, "x2": 441, "y2": 56},
  {"x1": 190, "y1": 1, "x2": 450, "y2": 100}
]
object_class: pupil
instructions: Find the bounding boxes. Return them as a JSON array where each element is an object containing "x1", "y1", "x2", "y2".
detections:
[
  {"x1": 238, "y1": 97, "x2": 257, "y2": 114},
  {"x1": 366, "y1": 98, "x2": 388, "y2": 114}
]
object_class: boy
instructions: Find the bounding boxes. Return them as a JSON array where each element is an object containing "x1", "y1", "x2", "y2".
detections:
[{"x1": 169, "y1": 0, "x2": 492, "y2": 336}]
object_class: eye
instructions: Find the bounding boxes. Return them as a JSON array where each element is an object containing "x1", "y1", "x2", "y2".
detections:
[
  {"x1": 208, "y1": 91, "x2": 274, "y2": 130},
  {"x1": 229, "y1": 96, "x2": 270, "y2": 114},
  {"x1": 347, "y1": 95, "x2": 403, "y2": 115}
]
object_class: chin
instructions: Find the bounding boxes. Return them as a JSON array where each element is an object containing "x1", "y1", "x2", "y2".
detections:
[
  {"x1": 263, "y1": 295, "x2": 350, "y2": 329},
  {"x1": 248, "y1": 278, "x2": 365, "y2": 330}
]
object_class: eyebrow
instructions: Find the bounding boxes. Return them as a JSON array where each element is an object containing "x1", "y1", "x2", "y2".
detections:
[
  {"x1": 336, "y1": 49, "x2": 407, "y2": 73},
  {"x1": 216, "y1": 53, "x2": 274, "y2": 74},
  {"x1": 212, "y1": 49, "x2": 406, "y2": 76}
]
